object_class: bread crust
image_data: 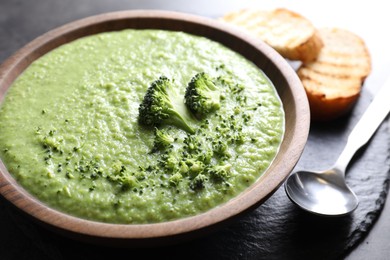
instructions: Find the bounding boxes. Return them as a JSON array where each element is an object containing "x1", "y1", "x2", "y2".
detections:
[
  {"x1": 298, "y1": 28, "x2": 371, "y2": 121},
  {"x1": 221, "y1": 9, "x2": 371, "y2": 121},
  {"x1": 221, "y1": 8, "x2": 323, "y2": 62}
]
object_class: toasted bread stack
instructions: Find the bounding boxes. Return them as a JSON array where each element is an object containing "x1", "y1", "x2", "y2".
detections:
[
  {"x1": 298, "y1": 28, "x2": 371, "y2": 120},
  {"x1": 221, "y1": 8, "x2": 323, "y2": 62},
  {"x1": 221, "y1": 9, "x2": 371, "y2": 121}
]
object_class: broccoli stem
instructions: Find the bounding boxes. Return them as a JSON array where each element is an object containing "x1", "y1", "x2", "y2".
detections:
[{"x1": 165, "y1": 105, "x2": 195, "y2": 134}]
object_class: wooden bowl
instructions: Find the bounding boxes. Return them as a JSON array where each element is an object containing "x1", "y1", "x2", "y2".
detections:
[{"x1": 0, "y1": 10, "x2": 309, "y2": 246}]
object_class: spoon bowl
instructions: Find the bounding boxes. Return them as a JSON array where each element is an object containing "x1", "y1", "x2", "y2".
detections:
[{"x1": 285, "y1": 169, "x2": 359, "y2": 216}]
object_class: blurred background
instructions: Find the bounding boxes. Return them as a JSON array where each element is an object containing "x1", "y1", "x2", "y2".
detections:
[{"x1": 1, "y1": 0, "x2": 389, "y2": 94}]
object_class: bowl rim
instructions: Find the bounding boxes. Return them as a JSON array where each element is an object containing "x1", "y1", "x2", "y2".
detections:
[{"x1": 0, "y1": 10, "x2": 309, "y2": 244}]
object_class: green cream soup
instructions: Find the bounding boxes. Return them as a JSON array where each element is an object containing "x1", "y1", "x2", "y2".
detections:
[{"x1": 0, "y1": 30, "x2": 284, "y2": 224}]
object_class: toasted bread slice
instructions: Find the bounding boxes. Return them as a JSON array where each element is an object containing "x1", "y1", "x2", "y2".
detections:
[
  {"x1": 297, "y1": 28, "x2": 371, "y2": 121},
  {"x1": 221, "y1": 8, "x2": 323, "y2": 62}
]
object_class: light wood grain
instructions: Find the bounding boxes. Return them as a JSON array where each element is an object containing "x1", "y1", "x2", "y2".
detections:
[{"x1": 0, "y1": 10, "x2": 310, "y2": 246}]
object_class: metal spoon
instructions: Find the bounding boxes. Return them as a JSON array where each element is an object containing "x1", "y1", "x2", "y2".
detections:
[{"x1": 285, "y1": 77, "x2": 390, "y2": 216}]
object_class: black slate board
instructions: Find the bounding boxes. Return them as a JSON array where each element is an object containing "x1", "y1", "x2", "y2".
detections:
[{"x1": 1, "y1": 89, "x2": 389, "y2": 260}]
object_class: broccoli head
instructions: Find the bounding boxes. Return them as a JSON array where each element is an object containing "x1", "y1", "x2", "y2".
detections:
[
  {"x1": 185, "y1": 72, "x2": 221, "y2": 119},
  {"x1": 151, "y1": 127, "x2": 174, "y2": 153},
  {"x1": 138, "y1": 76, "x2": 195, "y2": 134}
]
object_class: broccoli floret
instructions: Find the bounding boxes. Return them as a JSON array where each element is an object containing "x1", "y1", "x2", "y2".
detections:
[
  {"x1": 212, "y1": 140, "x2": 230, "y2": 158},
  {"x1": 164, "y1": 155, "x2": 178, "y2": 171},
  {"x1": 189, "y1": 161, "x2": 204, "y2": 175},
  {"x1": 208, "y1": 163, "x2": 232, "y2": 180},
  {"x1": 179, "y1": 161, "x2": 189, "y2": 174},
  {"x1": 190, "y1": 173, "x2": 208, "y2": 190},
  {"x1": 169, "y1": 172, "x2": 183, "y2": 186},
  {"x1": 151, "y1": 127, "x2": 175, "y2": 153},
  {"x1": 109, "y1": 162, "x2": 138, "y2": 190},
  {"x1": 183, "y1": 134, "x2": 201, "y2": 154},
  {"x1": 138, "y1": 76, "x2": 195, "y2": 134},
  {"x1": 118, "y1": 174, "x2": 138, "y2": 190},
  {"x1": 184, "y1": 158, "x2": 205, "y2": 177},
  {"x1": 158, "y1": 152, "x2": 179, "y2": 172},
  {"x1": 185, "y1": 72, "x2": 221, "y2": 119},
  {"x1": 231, "y1": 131, "x2": 245, "y2": 144},
  {"x1": 196, "y1": 148, "x2": 213, "y2": 164}
]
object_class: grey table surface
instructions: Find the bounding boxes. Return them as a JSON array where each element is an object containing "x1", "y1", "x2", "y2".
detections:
[{"x1": 1, "y1": 0, "x2": 390, "y2": 259}]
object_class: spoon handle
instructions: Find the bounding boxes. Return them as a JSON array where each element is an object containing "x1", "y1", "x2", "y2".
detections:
[{"x1": 335, "y1": 77, "x2": 390, "y2": 173}]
